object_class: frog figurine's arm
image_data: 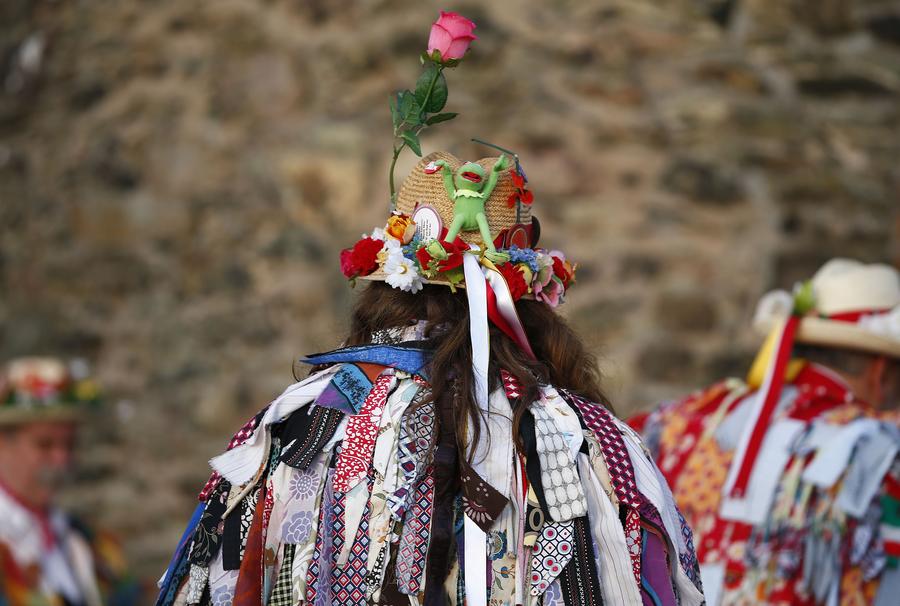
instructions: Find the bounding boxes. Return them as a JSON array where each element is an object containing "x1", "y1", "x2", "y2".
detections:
[{"x1": 436, "y1": 160, "x2": 456, "y2": 198}]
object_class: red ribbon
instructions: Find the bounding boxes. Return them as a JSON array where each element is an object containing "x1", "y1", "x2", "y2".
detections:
[
  {"x1": 827, "y1": 308, "x2": 890, "y2": 323},
  {"x1": 485, "y1": 281, "x2": 537, "y2": 360},
  {"x1": 729, "y1": 314, "x2": 800, "y2": 498}
]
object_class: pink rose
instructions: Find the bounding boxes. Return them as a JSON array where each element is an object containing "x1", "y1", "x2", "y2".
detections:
[{"x1": 427, "y1": 11, "x2": 477, "y2": 61}]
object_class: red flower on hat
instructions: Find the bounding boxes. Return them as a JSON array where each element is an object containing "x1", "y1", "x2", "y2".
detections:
[
  {"x1": 340, "y1": 237, "x2": 384, "y2": 278},
  {"x1": 497, "y1": 262, "x2": 528, "y2": 301},
  {"x1": 416, "y1": 236, "x2": 469, "y2": 275},
  {"x1": 507, "y1": 168, "x2": 534, "y2": 208},
  {"x1": 551, "y1": 255, "x2": 574, "y2": 289}
]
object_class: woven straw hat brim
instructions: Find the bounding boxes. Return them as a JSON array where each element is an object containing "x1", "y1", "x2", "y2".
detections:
[
  {"x1": 358, "y1": 265, "x2": 544, "y2": 301},
  {"x1": 0, "y1": 405, "x2": 84, "y2": 426},
  {"x1": 755, "y1": 316, "x2": 900, "y2": 359}
]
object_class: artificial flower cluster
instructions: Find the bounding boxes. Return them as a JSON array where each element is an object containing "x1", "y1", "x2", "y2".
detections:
[
  {"x1": 1, "y1": 357, "x2": 99, "y2": 408},
  {"x1": 495, "y1": 245, "x2": 576, "y2": 307},
  {"x1": 340, "y1": 213, "x2": 576, "y2": 306}
]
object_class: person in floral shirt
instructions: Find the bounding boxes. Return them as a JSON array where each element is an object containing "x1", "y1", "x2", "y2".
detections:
[{"x1": 635, "y1": 259, "x2": 900, "y2": 606}]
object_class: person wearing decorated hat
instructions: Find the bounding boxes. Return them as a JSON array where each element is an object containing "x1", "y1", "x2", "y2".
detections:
[
  {"x1": 0, "y1": 357, "x2": 138, "y2": 606},
  {"x1": 635, "y1": 258, "x2": 900, "y2": 606},
  {"x1": 157, "y1": 11, "x2": 703, "y2": 606}
]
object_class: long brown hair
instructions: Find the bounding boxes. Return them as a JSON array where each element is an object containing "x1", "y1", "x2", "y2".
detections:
[{"x1": 343, "y1": 282, "x2": 608, "y2": 462}]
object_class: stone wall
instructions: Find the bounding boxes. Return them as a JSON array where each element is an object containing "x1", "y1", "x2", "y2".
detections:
[{"x1": 1, "y1": 0, "x2": 898, "y2": 589}]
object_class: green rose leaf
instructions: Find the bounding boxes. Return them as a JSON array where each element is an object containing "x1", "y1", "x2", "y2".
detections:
[
  {"x1": 415, "y1": 65, "x2": 448, "y2": 114},
  {"x1": 425, "y1": 112, "x2": 457, "y2": 125},
  {"x1": 402, "y1": 131, "x2": 422, "y2": 156},
  {"x1": 398, "y1": 90, "x2": 421, "y2": 122},
  {"x1": 414, "y1": 64, "x2": 436, "y2": 108},
  {"x1": 426, "y1": 71, "x2": 448, "y2": 113}
]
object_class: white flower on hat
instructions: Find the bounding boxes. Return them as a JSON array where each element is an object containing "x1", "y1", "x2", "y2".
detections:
[
  {"x1": 859, "y1": 307, "x2": 900, "y2": 340},
  {"x1": 384, "y1": 253, "x2": 424, "y2": 293}
]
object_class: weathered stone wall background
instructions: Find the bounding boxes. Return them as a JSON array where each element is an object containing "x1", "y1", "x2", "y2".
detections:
[{"x1": 1, "y1": 0, "x2": 898, "y2": 591}]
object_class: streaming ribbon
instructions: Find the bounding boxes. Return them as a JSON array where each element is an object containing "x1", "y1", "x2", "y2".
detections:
[{"x1": 461, "y1": 247, "x2": 537, "y2": 606}]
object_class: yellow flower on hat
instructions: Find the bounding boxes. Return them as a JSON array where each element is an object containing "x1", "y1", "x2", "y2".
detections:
[{"x1": 385, "y1": 214, "x2": 417, "y2": 244}]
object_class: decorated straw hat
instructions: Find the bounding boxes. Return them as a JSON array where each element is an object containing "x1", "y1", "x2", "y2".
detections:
[
  {"x1": 0, "y1": 357, "x2": 99, "y2": 425},
  {"x1": 753, "y1": 258, "x2": 900, "y2": 359},
  {"x1": 340, "y1": 149, "x2": 574, "y2": 308}
]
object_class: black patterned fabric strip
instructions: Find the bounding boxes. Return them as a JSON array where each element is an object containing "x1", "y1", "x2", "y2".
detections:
[
  {"x1": 279, "y1": 405, "x2": 344, "y2": 469},
  {"x1": 188, "y1": 480, "x2": 230, "y2": 566},
  {"x1": 518, "y1": 408, "x2": 551, "y2": 514},
  {"x1": 423, "y1": 400, "x2": 459, "y2": 606},
  {"x1": 560, "y1": 516, "x2": 604, "y2": 606},
  {"x1": 268, "y1": 543, "x2": 295, "y2": 606}
]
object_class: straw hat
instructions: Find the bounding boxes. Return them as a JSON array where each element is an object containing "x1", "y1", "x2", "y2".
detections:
[
  {"x1": 340, "y1": 150, "x2": 575, "y2": 306},
  {"x1": 753, "y1": 259, "x2": 900, "y2": 359},
  {"x1": 0, "y1": 357, "x2": 99, "y2": 425}
]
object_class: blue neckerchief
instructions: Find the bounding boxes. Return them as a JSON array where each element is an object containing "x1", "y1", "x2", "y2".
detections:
[{"x1": 300, "y1": 342, "x2": 431, "y2": 377}]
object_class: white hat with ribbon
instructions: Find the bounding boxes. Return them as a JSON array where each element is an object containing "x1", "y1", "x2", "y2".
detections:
[{"x1": 753, "y1": 258, "x2": 900, "y2": 359}]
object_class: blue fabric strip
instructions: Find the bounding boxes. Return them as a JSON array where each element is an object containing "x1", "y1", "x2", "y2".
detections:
[
  {"x1": 156, "y1": 502, "x2": 205, "y2": 605},
  {"x1": 301, "y1": 343, "x2": 430, "y2": 375},
  {"x1": 314, "y1": 364, "x2": 374, "y2": 414}
]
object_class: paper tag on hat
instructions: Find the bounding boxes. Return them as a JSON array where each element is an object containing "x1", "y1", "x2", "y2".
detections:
[{"x1": 412, "y1": 205, "x2": 442, "y2": 242}]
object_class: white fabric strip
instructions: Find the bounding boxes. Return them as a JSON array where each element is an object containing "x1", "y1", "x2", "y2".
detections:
[
  {"x1": 513, "y1": 458, "x2": 527, "y2": 606},
  {"x1": 577, "y1": 455, "x2": 642, "y2": 605},
  {"x1": 720, "y1": 419, "x2": 805, "y2": 525},
  {"x1": 463, "y1": 515, "x2": 488, "y2": 606},
  {"x1": 463, "y1": 251, "x2": 490, "y2": 606},
  {"x1": 469, "y1": 387, "x2": 515, "y2": 499},
  {"x1": 802, "y1": 418, "x2": 881, "y2": 488},
  {"x1": 209, "y1": 365, "x2": 339, "y2": 486},
  {"x1": 836, "y1": 425, "x2": 899, "y2": 517},
  {"x1": 699, "y1": 563, "x2": 725, "y2": 606},
  {"x1": 615, "y1": 420, "x2": 685, "y2": 556},
  {"x1": 672, "y1": 559, "x2": 706, "y2": 606}
]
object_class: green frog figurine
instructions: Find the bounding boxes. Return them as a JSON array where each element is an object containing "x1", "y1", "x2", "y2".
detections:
[{"x1": 425, "y1": 155, "x2": 511, "y2": 264}]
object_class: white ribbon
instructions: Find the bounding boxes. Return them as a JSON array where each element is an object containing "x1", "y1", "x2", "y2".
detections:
[
  {"x1": 462, "y1": 252, "x2": 490, "y2": 606},
  {"x1": 577, "y1": 455, "x2": 642, "y2": 605},
  {"x1": 460, "y1": 249, "x2": 540, "y2": 606}
]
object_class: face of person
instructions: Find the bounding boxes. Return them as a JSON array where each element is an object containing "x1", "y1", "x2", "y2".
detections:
[
  {"x1": 880, "y1": 359, "x2": 900, "y2": 410},
  {"x1": 0, "y1": 421, "x2": 77, "y2": 510}
]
